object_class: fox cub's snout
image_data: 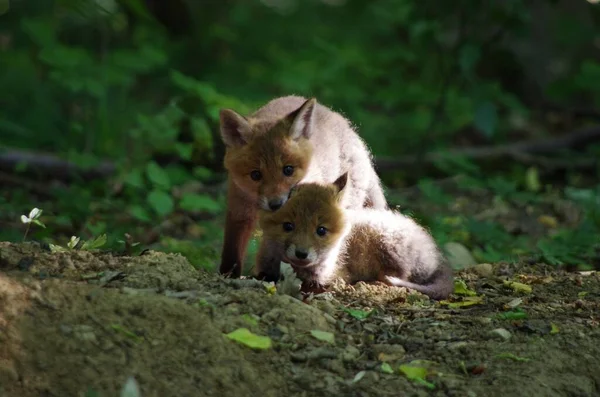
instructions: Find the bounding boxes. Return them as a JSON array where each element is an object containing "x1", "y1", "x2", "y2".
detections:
[{"x1": 220, "y1": 98, "x2": 317, "y2": 211}]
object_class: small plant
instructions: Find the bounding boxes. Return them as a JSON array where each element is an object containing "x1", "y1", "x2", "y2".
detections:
[
  {"x1": 117, "y1": 233, "x2": 142, "y2": 256},
  {"x1": 49, "y1": 236, "x2": 80, "y2": 252},
  {"x1": 49, "y1": 234, "x2": 108, "y2": 253},
  {"x1": 20, "y1": 207, "x2": 46, "y2": 241}
]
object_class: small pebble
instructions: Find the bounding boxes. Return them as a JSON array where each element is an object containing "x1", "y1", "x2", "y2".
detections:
[{"x1": 488, "y1": 328, "x2": 512, "y2": 341}]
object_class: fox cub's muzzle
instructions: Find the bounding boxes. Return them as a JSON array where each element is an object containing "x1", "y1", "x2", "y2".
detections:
[{"x1": 260, "y1": 194, "x2": 289, "y2": 211}]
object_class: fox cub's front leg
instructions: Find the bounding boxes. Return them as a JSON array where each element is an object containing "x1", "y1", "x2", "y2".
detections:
[
  {"x1": 219, "y1": 182, "x2": 257, "y2": 278},
  {"x1": 255, "y1": 238, "x2": 282, "y2": 282}
]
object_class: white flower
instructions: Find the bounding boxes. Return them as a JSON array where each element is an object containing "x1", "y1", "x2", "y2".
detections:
[
  {"x1": 68, "y1": 236, "x2": 80, "y2": 249},
  {"x1": 20, "y1": 208, "x2": 45, "y2": 228},
  {"x1": 29, "y1": 208, "x2": 42, "y2": 219},
  {"x1": 21, "y1": 208, "x2": 43, "y2": 223}
]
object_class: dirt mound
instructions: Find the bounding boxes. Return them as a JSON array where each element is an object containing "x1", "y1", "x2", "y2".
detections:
[{"x1": 0, "y1": 242, "x2": 599, "y2": 397}]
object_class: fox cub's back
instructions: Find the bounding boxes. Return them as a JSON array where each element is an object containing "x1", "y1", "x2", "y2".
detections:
[{"x1": 220, "y1": 96, "x2": 386, "y2": 212}]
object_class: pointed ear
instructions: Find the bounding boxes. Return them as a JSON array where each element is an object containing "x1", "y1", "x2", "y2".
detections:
[
  {"x1": 332, "y1": 172, "x2": 348, "y2": 198},
  {"x1": 287, "y1": 98, "x2": 316, "y2": 141},
  {"x1": 220, "y1": 109, "x2": 252, "y2": 147}
]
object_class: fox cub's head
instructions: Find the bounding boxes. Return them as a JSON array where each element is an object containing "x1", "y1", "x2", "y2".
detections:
[
  {"x1": 260, "y1": 173, "x2": 349, "y2": 268},
  {"x1": 220, "y1": 98, "x2": 316, "y2": 211}
]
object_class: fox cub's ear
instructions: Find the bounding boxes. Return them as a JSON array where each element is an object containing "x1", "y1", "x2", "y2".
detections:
[
  {"x1": 220, "y1": 109, "x2": 252, "y2": 147},
  {"x1": 287, "y1": 98, "x2": 317, "y2": 141},
  {"x1": 332, "y1": 172, "x2": 348, "y2": 200}
]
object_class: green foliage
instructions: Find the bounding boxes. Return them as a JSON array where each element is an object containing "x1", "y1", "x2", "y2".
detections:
[
  {"x1": 537, "y1": 227, "x2": 596, "y2": 268},
  {"x1": 158, "y1": 237, "x2": 218, "y2": 271},
  {"x1": 1, "y1": 0, "x2": 599, "y2": 272}
]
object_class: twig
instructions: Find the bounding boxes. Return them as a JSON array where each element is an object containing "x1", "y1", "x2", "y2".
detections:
[
  {"x1": 541, "y1": 101, "x2": 600, "y2": 121},
  {"x1": 375, "y1": 125, "x2": 600, "y2": 172},
  {"x1": 0, "y1": 170, "x2": 56, "y2": 197},
  {"x1": 0, "y1": 148, "x2": 116, "y2": 180},
  {"x1": 3, "y1": 124, "x2": 599, "y2": 180}
]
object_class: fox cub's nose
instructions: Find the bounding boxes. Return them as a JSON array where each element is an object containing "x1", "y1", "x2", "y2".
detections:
[
  {"x1": 268, "y1": 199, "x2": 284, "y2": 211},
  {"x1": 295, "y1": 249, "x2": 308, "y2": 260}
]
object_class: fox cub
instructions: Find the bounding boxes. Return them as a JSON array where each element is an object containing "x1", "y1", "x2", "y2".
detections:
[
  {"x1": 218, "y1": 96, "x2": 387, "y2": 279},
  {"x1": 258, "y1": 172, "x2": 454, "y2": 300}
]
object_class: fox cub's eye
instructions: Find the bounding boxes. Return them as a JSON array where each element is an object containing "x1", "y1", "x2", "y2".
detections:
[
  {"x1": 283, "y1": 165, "x2": 294, "y2": 176},
  {"x1": 316, "y1": 226, "x2": 327, "y2": 236},
  {"x1": 250, "y1": 170, "x2": 262, "y2": 181},
  {"x1": 283, "y1": 222, "x2": 295, "y2": 232}
]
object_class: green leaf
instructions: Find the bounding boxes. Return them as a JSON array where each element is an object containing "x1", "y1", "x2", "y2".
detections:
[
  {"x1": 174, "y1": 143, "x2": 193, "y2": 161},
  {"x1": 81, "y1": 234, "x2": 107, "y2": 250},
  {"x1": 31, "y1": 219, "x2": 46, "y2": 228},
  {"x1": 459, "y1": 44, "x2": 481, "y2": 75},
  {"x1": 399, "y1": 364, "x2": 435, "y2": 389},
  {"x1": 86, "y1": 221, "x2": 107, "y2": 236},
  {"x1": 503, "y1": 280, "x2": 532, "y2": 294},
  {"x1": 225, "y1": 328, "x2": 272, "y2": 350},
  {"x1": 524, "y1": 167, "x2": 541, "y2": 192},
  {"x1": 147, "y1": 190, "x2": 174, "y2": 217},
  {"x1": 145, "y1": 161, "x2": 171, "y2": 189},
  {"x1": 497, "y1": 308, "x2": 528, "y2": 320},
  {"x1": 474, "y1": 101, "x2": 497, "y2": 138},
  {"x1": 380, "y1": 362, "x2": 394, "y2": 374},
  {"x1": 495, "y1": 353, "x2": 531, "y2": 362},
  {"x1": 344, "y1": 308, "x2": 374, "y2": 320},
  {"x1": 352, "y1": 370, "x2": 366, "y2": 383},
  {"x1": 241, "y1": 314, "x2": 259, "y2": 326},
  {"x1": 193, "y1": 166, "x2": 213, "y2": 181},
  {"x1": 111, "y1": 324, "x2": 143, "y2": 343},
  {"x1": 310, "y1": 330, "x2": 335, "y2": 344},
  {"x1": 123, "y1": 169, "x2": 145, "y2": 189},
  {"x1": 179, "y1": 193, "x2": 221, "y2": 213},
  {"x1": 453, "y1": 279, "x2": 477, "y2": 296},
  {"x1": 49, "y1": 243, "x2": 67, "y2": 253},
  {"x1": 129, "y1": 205, "x2": 152, "y2": 222}
]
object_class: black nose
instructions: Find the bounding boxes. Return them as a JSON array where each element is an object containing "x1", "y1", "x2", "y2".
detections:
[
  {"x1": 295, "y1": 249, "x2": 308, "y2": 259},
  {"x1": 268, "y1": 199, "x2": 283, "y2": 210}
]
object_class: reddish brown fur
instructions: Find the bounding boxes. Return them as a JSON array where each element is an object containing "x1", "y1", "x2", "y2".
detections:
[
  {"x1": 218, "y1": 96, "x2": 387, "y2": 279},
  {"x1": 219, "y1": 103, "x2": 314, "y2": 277},
  {"x1": 224, "y1": 128, "x2": 313, "y2": 203}
]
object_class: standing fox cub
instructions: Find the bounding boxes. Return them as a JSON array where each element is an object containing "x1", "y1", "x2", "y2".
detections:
[
  {"x1": 219, "y1": 96, "x2": 387, "y2": 279},
  {"x1": 259, "y1": 172, "x2": 454, "y2": 300}
]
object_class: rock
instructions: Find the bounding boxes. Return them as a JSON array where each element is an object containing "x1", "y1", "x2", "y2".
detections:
[
  {"x1": 443, "y1": 242, "x2": 477, "y2": 269},
  {"x1": 488, "y1": 328, "x2": 512, "y2": 341},
  {"x1": 341, "y1": 345, "x2": 361, "y2": 362},
  {"x1": 448, "y1": 341, "x2": 470, "y2": 351},
  {"x1": 473, "y1": 263, "x2": 494, "y2": 278},
  {"x1": 372, "y1": 344, "x2": 405, "y2": 361},
  {"x1": 290, "y1": 347, "x2": 337, "y2": 362}
]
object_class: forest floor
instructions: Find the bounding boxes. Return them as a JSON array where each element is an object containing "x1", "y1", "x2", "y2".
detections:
[{"x1": 0, "y1": 239, "x2": 598, "y2": 397}]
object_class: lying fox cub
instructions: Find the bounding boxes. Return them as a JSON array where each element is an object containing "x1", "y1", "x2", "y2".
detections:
[
  {"x1": 259, "y1": 172, "x2": 454, "y2": 300},
  {"x1": 219, "y1": 96, "x2": 387, "y2": 279}
]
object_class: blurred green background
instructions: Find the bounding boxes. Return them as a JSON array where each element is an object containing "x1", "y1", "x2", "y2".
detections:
[{"x1": 1, "y1": 0, "x2": 599, "y2": 271}]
